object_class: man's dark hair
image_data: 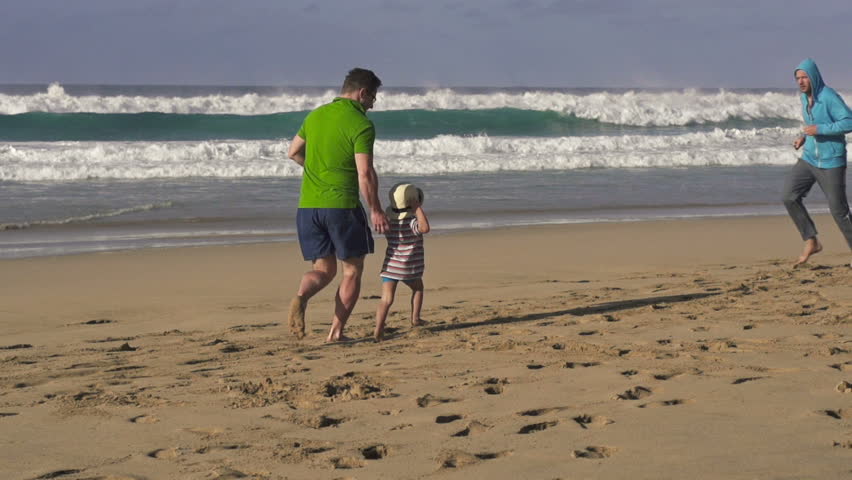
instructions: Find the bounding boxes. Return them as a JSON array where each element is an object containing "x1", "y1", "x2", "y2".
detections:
[{"x1": 342, "y1": 68, "x2": 382, "y2": 94}]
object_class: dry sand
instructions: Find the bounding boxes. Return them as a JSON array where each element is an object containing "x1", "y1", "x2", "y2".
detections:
[{"x1": 1, "y1": 215, "x2": 850, "y2": 480}]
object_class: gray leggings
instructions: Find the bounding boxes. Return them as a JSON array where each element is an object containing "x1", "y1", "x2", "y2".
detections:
[{"x1": 782, "y1": 159, "x2": 852, "y2": 249}]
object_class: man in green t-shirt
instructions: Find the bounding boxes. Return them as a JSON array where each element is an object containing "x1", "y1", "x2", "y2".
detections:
[{"x1": 286, "y1": 68, "x2": 389, "y2": 343}]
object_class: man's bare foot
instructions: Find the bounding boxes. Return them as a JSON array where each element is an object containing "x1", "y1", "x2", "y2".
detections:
[
  {"x1": 288, "y1": 296, "x2": 306, "y2": 339},
  {"x1": 325, "y1": 334, "x2": 353, "y2": 343},
  {"x1": 794, "y1": 238, "x2": 822, "y2": 267}
]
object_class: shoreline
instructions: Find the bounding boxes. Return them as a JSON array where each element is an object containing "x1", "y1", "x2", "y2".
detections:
[{"x1": 0, "y1": 207, "x2": 834, "y2": 260}]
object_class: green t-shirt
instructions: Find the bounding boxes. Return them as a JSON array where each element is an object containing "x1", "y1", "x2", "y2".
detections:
[{"x1": 296, "y1": 97, "x2": 376, "y2": 208}]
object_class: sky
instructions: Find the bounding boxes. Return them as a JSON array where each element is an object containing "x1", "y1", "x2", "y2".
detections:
[{"x1": 1, "y1": 0, "x2": 851, "y2": 88}]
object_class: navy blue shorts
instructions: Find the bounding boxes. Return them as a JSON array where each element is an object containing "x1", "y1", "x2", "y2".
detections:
[{"x1": 296, "y1": 207, "x2": 374, "y2": 261}]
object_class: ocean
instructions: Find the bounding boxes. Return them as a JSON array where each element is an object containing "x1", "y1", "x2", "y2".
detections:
[{"x1": 0, "y1": 84, "x2": 845, "y2": 259}]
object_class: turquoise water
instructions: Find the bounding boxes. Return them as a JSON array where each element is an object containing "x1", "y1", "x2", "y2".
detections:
[{"x1": 0, "y1": 109, "x2": 797, "y2": 142}]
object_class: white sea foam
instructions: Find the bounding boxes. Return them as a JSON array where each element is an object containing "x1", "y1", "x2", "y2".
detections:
[
  {"x1": 1, "y1": 127, "x2": 828, "y2": 181},
  {"x1": 0, "y1": 202, "x2": 173, "y2": 230},
  {"x1": 0, "y1": 83, "x2": 809, "y2": 126}
]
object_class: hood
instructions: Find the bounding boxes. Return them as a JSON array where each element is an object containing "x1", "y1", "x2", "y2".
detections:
[{"x1": 795, "y1": 58, "x2": 825, "y2": 99}]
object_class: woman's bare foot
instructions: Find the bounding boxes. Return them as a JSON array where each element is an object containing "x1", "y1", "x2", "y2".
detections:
[
  {"x1": 794, "y1": 238, "x2": 822, "y2": 267},
  {"x1": 288, "y1": 296, "x2": 307, "y2": 339},
  {"x1": 411, "y1": 318, "x2": 425, "y2": 327}
]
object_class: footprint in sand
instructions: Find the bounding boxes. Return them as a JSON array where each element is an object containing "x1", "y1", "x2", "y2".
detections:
[
  {"x1": 438, "y1": 450, "x2": 512, "y2": 469},
  {"x1": 518, "y1": 407, "x2": 565, "y2": 417},
  {"x1": 572, "y1": 446, "x2": 616, "y2": 459},
  {"x1": 416, "y1": 394, "x2": 457, "y2": 407},
  {"x1": 828, "y1": 361, "x2": 852, "y2": 372},
  {"x1": 484, "y1": 385, "x2": 504, "y2": 395},
  {"x1": 361, "y1": 444, "x2": 388, "y2": 460},
  {"x1": 110, "y1": 343, "x2": 138, "y2": 352},
  {"x1": 220, "y1": 344, "x2": 250, "y2": 353},
  {"x1": 183, "y1": 427, "x2": 224, "y2": 438},
  {"x1": 0, "y1": 344, "x2": 33, "y2": 350},
  {"x1": 620, "y1": 370, "x2": 639, "y2": 377},
  {"x1": 836, "y1": 381, "x2": 851, "y2": 393},
  {"x1": 148, "y1": 447, "x2": 181, "y2": 459},
  {"x1": 195, "y1": 444, "x2": 249, "y2": 454},
  {"x1": 301, "y1": 415, "x2": 345, "y2": 429},
  {"x1": 208, "y1": 467, "x2": 251, "y2": 479},
  {"x1": 616, "y1": 386, "x2": 652, "y2": 400},
  {"x1": 526, "y1": 364, "x2": 545, "y2": 370},
  {"x1": 821, "y1": 408, "x2": 849, "y2": 420},
  {"x1": 436, "y1": 414, "x2": 464, "y2": 424},
  {"x1": 130, "y1": 414, "x2": 159, "y2": 424},
  {"x1": 474, "y1": 451, "x2": 513, "y2": 460},
  {"x1": 331, "y1": 456, "x2": 365, "y2": 469},
  {"x1": 228, "y1": 322, "x2": 278, "y2": 331},
  {"x1": 638, "y1": 399, "x2": 691, "y2": 408},
  {"x1": 518, "y1": 421, "x2": 558, "y2": 434},
  {"x1": 565, "y1": 361, "x2": 600, "y2": 369},
  {"x1": 29, "y1": 469, "x2": 82, "y2": 479},
  {"x1": 452, "y1": 420, "x2": 491, "y2": 437},
  {"x1": 182, "y1": 358, "x2": 214, "y2": 366},
  {"x1": 732, "y1": 377, "x2": 764, "y2": 385},
  {"x1": 572, "y1": 414, "x2": 614, "y2": 429},
  {"x1": 482, "y1": 377, "x2": 508, "y2": 395},
  {"x1": 82, "y1": 319, "x2": 114, "y2": 325}
]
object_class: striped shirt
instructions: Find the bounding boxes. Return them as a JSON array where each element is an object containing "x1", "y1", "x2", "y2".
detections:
[{"x1": 380, "y1": 218, "x2": 424, "y2": 281}]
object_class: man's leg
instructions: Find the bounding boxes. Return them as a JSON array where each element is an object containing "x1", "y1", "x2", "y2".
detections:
[
  {"x1": 782, "y1": 160, "x2": 821, "y2": 265},
  {"x1": 326, "y1": 256, "x2": 365, "y2": 342},
  {"x1": 815, "y1": 165, "x2": 852, "y2": 251},
  {"x1": 289, "y1": 255, "x2": 337, "y2": 339}
]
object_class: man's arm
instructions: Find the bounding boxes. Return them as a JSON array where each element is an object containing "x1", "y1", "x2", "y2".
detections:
[
  {"x1": 355, "y1": 153, "x2": 388, "y2": 234},
  {"x1": 288, "y1": 135, "x2": 306, "y2": 167},
  {"x1": 811, "y1": 91, "x2": 852, "y2": 136}
]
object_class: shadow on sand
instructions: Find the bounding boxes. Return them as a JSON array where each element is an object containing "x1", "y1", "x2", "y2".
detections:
[
  {"x1": 423, "y1": 292, "x2": 720, "y2": 334},
  {"x1": 325, "y1": 291, "x2": 720, "y2": 346}
]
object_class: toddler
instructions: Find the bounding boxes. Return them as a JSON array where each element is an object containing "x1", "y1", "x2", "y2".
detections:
[{"x1": 374, "y1": 183, "x2": 430, "y2": 341}]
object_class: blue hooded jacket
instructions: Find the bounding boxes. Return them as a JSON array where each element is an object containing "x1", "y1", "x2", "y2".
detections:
[{"x1": 794, "y1": 59, "x2": 852, "y2": 168}]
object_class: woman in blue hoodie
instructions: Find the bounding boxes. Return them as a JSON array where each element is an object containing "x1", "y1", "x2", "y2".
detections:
[{"x1": 783, "y1": 59, "x2": 852, "y2": 266}]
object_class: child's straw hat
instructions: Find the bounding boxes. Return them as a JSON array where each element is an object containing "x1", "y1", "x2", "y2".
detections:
[{"x1": 386, "y1": 183, "x2": 424, "y2": 220}]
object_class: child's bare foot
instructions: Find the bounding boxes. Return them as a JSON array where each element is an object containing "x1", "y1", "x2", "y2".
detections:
[
  {"x1": 288, "y1": 295, "x2": 306, "y2": 339},
  {"x1": 793, "y1": 238, "x2": 822, "y2": 267}
]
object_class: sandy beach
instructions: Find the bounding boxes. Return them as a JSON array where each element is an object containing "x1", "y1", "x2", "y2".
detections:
[{"x1": 1, "y1": 214, "x2": 850, "y2": 480}]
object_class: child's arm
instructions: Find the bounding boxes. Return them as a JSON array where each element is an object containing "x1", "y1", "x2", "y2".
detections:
[{"x1": 414, "y1": 206, "x2": 430, "y2": 234}]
